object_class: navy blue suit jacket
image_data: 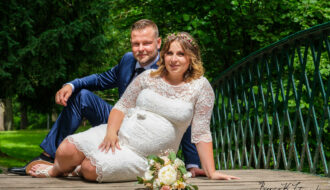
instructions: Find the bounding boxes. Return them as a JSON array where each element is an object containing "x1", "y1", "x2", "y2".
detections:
[{"x1": 70, "y1": 52, "x2": 158, "y2": 97}]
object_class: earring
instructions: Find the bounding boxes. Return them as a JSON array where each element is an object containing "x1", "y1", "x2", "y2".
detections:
[{"x1": 189, "y1": 64, "x2": 192, "y2": 71}]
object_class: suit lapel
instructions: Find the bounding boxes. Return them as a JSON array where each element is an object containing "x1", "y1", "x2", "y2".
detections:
[{"x1": 128, "y1": 60, "x2": 137, "y2": 84}]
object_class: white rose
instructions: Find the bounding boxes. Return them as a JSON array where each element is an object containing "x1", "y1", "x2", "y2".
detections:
[
  {"x1": 183, "y1": 172, "x2": 192, "y2": 179},
  {"x1": 144, "y1": 169, "x2": 154, "y2": 180},
  {"x1": 158, "y1": 165, "x2": 177, "y2": 185},
  {"x1": 174, "y1": 158, "x2": 185, "y2": 168}
]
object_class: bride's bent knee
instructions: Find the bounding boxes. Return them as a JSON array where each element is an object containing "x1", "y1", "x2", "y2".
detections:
[
  {"x1": 81, "y1": 158, "x2": 97, "y2": 181},
  {"x1": 56, "y1": 139, "x2": 77, "y2": 158}
]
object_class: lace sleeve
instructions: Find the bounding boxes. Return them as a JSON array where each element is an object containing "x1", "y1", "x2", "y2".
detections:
[
  {"x1": 113, "y1": 72, "x2": 146, "y2": 114},
  {"x1": 191, "y1": 78, "x2": 215, "y2": 143}
]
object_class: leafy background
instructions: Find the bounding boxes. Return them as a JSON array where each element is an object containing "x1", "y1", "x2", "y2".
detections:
[{"x1": 0, "y1": 0, "x2": 329, "y2": 173}]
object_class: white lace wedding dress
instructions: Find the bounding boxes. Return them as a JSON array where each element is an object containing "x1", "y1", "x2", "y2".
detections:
[{"x1": 67, "y1": 70, "x2": 214, "y2": 182}]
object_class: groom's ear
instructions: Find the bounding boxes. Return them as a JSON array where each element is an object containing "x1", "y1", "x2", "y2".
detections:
[{"x1": 157, "y1": 37, "x2": 162, "y2": 50}]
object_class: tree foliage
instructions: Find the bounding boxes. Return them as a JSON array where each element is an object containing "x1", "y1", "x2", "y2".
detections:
[
  {"x1": 0, "y1": 0, "x2": 111, "y2": 113},
  {"x1": 108, "y1": 0, "x2": 329, "y2": 78},
  {"x1": 0, "y1": 0, "x2": 329, "y2": 129}
]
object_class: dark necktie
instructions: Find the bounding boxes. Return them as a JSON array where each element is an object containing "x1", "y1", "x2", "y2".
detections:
[
  {"x1": 129, "y1": 67, "x2": 146, "y2": 83},
  {"x1": 135, "y1": 68, "x2": 145, "y2": 76}
]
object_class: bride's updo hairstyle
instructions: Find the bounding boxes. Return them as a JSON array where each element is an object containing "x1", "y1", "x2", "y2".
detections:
[{"x1": 150, "y1": 32, "x2": 204, "y2": 82}]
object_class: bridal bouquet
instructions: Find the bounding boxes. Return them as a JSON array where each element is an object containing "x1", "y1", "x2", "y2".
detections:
[{"x1": 137, "y1": 152, "x2": 198, "y2": 190}]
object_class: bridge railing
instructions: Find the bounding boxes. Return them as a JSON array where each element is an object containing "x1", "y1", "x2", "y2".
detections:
[{"x1": 211, "y1": 22, "x2": 329, "y2": 176}]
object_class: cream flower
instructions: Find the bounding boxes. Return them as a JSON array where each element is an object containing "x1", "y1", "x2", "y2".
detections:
[
  {"x1": 183, "y1": 172, "x2": 192, "y2": 180},
  {"x1": 153, "y1": 179, "x2": 161, "y2": 189},
  {"x1": 149, "y1": 159, "x2": 155, "y2": 165},
  {"x1": 174, "y1": 158, "x2": 185, "y2": 168},
  {"x1": 144, "y1": 169, "x2": 154, "y2": 181},
  {"x1": 158, "y1": 165, "x2": 177, "y2": 185},
  {"x1": 173, "y1": 180, "x2": 187, "y2": 189}
]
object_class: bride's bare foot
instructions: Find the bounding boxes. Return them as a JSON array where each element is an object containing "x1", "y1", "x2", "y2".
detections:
[{"x1": 29, "y1": 164, "x2": 55, "y2": 178}]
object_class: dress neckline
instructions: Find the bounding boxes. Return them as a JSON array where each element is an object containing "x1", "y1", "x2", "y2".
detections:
[{"x1": 160, "y1": 76, "x2": 187, "y2": 87}]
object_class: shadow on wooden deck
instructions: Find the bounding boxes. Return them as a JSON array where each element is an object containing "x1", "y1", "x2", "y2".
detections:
[{"x1": 0, "y1": 169, "x2": 329, "y2": 190}]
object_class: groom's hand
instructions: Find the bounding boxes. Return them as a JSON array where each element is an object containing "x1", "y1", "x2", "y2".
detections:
[{"x1": 55, "y1": 84, "x2": 73, "y2": 106}]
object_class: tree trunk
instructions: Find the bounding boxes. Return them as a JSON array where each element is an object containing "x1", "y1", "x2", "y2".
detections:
[
  {"x1": 20, "y1": 103, "x2": 28, "y2": 129},
  {"x1": 4, "y1": 98, "x2": 13, "y2": 130},
  {"x1": 0, "y1": 99, "x2": 4, "y2": 131},
  {"x1": 51, "y1": 108, "x2": 58, "y2": 123}
]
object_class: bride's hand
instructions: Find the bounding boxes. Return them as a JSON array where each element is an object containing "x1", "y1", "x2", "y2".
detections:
[
  {"x1": 209, "y1": 171, "x2": 240, "y2": 180},
  {"x1": 98, "y1": 130, "x2": 121, "y2": 153}
]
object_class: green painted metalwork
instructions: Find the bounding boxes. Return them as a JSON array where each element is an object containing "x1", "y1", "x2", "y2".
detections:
[{"x1": 211, "y1": 22, "x2": 330, "y2": 176}]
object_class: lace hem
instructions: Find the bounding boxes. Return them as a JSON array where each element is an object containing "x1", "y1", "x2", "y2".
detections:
[
  {"x1": 113, "y1": 102, "x2": 129, "y2": 114},
  {"x1": 66, "y1": 136, "x2": 104, "y2": 183},
  {"x1": 191, "y1": 133, "x2": 213, "y2": 144}
]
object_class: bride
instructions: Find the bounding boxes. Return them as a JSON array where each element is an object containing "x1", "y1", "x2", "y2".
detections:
[{"x1": 28, "y1": 32, "x2": 238, "y2": 182}]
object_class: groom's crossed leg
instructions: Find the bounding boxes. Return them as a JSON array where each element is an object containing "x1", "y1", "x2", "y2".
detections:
[{"x1": 41, "y1": 89, "x2": 113, "y2": 158}]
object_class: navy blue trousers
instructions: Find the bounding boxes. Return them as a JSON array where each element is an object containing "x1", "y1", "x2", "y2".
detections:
[{"x1": 40, "y1": 89, "x2": 200, "y2": 166}]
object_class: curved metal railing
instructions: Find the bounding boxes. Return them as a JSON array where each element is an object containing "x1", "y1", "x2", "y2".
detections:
[{"x1": 211, "y1": 22, "x2": 330, "y2": 176}]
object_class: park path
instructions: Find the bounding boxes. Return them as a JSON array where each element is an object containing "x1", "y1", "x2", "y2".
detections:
[{"x1": 0, "y1": 169, "x2": 329, "y2": 190}]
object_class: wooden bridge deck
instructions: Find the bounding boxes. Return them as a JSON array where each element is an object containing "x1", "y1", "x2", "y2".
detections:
[{"x1": 0, "y1": 169, "x2": 328, "y2": 190}]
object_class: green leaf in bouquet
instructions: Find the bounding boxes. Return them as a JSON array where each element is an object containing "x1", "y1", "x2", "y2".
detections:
[
  {"x1": 147, "y1": 154, "x2": 158, "y2": 160},
  {"x1": 150, "y1": 165, "x2": 156, "y2": 171},
  {"x1": 137, "y1": 176, "x2": 144, "y2": 184},
  {"x1": 155, "y1": 157, "x2": 165, "y2": 165},
  {"x1": 178, "y1": 165, "x2": 188, "y2": 174},
  {"x1": 192, "y1": 185, "x2": 199, "y2": 190},
  {"x1": 186, "y1": 184, "x2": 199, "y2": 190},
  {"x1": 147, "y1": 155, "x2": 164, "y2": 165},
  {"x1": 168, "y1": 152, "x2": 176, "y2": 162},
  {"x1": 191, "y1": 184, "x2": 199, "y2": 190}
]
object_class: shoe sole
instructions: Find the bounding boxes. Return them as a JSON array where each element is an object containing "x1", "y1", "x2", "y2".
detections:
[{"x1": 25, "y1": 160, "x2": 53, "y2": 175}]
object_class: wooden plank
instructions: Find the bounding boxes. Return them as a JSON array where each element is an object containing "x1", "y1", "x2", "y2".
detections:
[{"x1": 0, "y1": 170, "x2": 329, "y2": 190}]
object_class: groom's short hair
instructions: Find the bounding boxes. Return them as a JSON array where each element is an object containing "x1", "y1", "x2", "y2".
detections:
[{"x1": 131, "y1": 19, "x2": 159, "y2": 38}]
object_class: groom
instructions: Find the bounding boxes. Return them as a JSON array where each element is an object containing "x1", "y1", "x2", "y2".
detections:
[{"x1": 8, "y1": 19, "x2": 204, "y2": 177}]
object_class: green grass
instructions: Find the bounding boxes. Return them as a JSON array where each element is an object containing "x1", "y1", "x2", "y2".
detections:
[
  {"x1": 0, "y1": 130, "x2": 48, "y2": 168},
  {"x1": 0, "y1": 126, "x2": 91, "y2": 170}
]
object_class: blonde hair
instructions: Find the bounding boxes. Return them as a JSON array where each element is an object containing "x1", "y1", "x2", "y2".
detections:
[
  {"x1": 150, "y1": 32, "x2": 204, "y2": 82},
  {"x1": 131, "y1": 19, "x2": 159, "y2": 38}
]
